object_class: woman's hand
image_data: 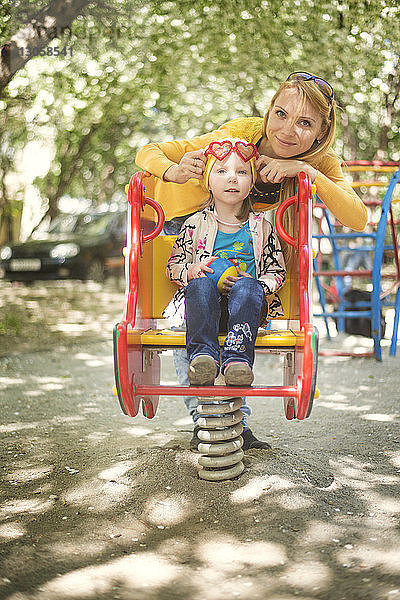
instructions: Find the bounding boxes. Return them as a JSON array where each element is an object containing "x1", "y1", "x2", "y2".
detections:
[
  {"x1": 164, "y1": 150, "x2": 207, "y2": 184},
  {"x1": 256, "y1": 155, "x2": 317, "y2": 184},
  {"x1": 187, "y1": 258, "x2": 215, "y2": 281},
  {"x1": 220, "y1": 268, "x2": 252, "y2": 294}
]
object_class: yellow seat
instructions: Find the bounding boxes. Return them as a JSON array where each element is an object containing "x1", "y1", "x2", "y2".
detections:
[{"x1": 127, "y1": 327, "x2": 304, "y2": 348}]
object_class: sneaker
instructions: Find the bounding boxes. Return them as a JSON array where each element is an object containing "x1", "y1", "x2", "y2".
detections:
[
  {"x1": 242, "y1": 428, "x2": 271, "y2": 450},
  {"x1": 188, "y1": 355, "x2": 218, "y2": 386},
  {"x1": 224, "y1": 362, "x2": 254, "y2": 386},
  {"x1": 189, "y1": 425, "x2": 201, "y2": 452}
]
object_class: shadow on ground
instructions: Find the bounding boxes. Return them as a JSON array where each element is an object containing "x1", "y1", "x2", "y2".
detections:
[{"x1": 0, "y1": 282, "x2": 400, "y2": 600}]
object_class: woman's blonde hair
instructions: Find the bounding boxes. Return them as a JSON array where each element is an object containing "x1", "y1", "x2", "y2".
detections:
[{"x1": 263, "y1": 77, "x2": 338, "y2": 265}]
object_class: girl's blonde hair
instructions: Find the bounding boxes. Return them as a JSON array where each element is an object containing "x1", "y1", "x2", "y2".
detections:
[{"x1": 201, "y1": 137, "x2": 257, "y2": 221}]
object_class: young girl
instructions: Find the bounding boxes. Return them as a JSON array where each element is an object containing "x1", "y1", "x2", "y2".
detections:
[
  {"x1": 140, "y1": 72, "x2": 367, "y2": 449},
  {"x1": 165, "y1": 138, "x2": 286, "y2": 405}
]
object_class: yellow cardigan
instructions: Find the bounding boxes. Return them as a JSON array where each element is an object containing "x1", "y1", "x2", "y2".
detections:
[{"x1": 135, "y1": 117, "x2": 368, "y2": 231}]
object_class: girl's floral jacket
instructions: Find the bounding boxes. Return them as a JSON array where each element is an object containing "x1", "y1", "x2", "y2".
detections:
[{"x1": 163, "y1": 207, "x2": 286, "y2": 327}]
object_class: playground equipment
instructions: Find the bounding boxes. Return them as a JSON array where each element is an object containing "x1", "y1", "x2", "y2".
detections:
[
  {"x1": 113, "y1": 171, "x2": 319, "y2": 480},
  {"x1": 196, "y1": 396, "x2": 245, "y2": 481},
  {"x1": 313, "y1": 161, "x2": 400, "y2": 360}
]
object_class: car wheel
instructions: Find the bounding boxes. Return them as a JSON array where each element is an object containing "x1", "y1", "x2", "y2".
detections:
[{"x1": 87, "y1": 259, "x2": 104, "y2": 283}]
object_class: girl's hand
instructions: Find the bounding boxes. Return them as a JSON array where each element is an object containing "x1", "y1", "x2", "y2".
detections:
[
  {"x1": 164, "y1": 150, "x2": 207, "y2": 184},
  {"x1": 187, "y1": 258, "x2": 215, "y2": 281},
  {"x1": 220, "y1": 268, "x2": 252, "y2": 294},
  {"x1": 256, "y1": 155, "x2": 317, "y2": 184}
]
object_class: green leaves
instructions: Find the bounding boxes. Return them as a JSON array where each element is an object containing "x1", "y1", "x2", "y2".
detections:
[{"x1": 0, "y1": 0, "x2": 399, "y2": 240}]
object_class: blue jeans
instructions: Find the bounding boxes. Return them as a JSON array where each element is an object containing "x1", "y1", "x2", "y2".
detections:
[
  {"x1": 185, "y1": 277, "x2": 264, "y2": 372},
  {"x1": 172, "y1": 346, "x2": 199, "y2": 422},
  {"x1": 163, "y1": 215, "x2": 199, "y2": 424},
  {"x1": 163, "y1": 216, "x2": 254, "y2": 427}
]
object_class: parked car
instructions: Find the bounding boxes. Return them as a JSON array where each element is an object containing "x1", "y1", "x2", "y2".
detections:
[{"x1": 0, "y1": 207, "x2": 127, "y2": 283}]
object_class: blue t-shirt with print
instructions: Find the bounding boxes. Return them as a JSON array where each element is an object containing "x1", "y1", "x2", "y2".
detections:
[{"x1": 212, "y1": 223, "x2": 256, "y2": 277}]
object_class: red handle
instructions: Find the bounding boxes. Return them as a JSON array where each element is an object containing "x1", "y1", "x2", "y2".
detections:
[
  {"x1": 143, "y1": 196, "x2": 165, "y2": 242},
  {"x1": 275, "y1": 194, "x2": 297, "y2": 246},
  {"x1": 274, "y1": 172, "x2": 312, "y2": 327},
  {"x1": 128, "y1": 172, "x2": 165, "y2": 245},
  {"x1": 125, "y1": 171, "x2": 165, "y2": 324}
]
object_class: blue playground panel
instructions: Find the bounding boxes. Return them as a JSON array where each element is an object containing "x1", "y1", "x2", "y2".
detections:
[{"x1": 313, "y1": 165, "x2": 400, "y2": 360}]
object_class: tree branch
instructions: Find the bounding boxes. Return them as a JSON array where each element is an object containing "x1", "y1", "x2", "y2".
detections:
[
  {"x1": 46, "y1": 120, "x2": 102, "y2": 219},
  {"x1": 0, "y1": 0, "x2": 93, "y2": 94}
]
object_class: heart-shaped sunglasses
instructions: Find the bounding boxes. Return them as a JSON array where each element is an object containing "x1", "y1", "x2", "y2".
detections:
[{"x1": 204, "y1": 140, "x2": 259, "y2": 163}]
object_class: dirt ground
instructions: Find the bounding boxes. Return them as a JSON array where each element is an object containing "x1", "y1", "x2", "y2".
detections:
[{"x1": 1, "y1": 280, "x2": 400, "y2": 600}]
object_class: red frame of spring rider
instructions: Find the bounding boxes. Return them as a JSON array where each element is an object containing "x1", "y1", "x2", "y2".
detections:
[
  {"x1": 275, "y1": 172, "x2": 316, "y2": 419},
  {"x1": 114, "y1": 171, "x2": 316, "y2": 421}
]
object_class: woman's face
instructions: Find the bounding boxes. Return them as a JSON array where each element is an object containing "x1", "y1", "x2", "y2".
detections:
[{"x1": 266, "y1": 88, "x2": 325, "y2": 158}]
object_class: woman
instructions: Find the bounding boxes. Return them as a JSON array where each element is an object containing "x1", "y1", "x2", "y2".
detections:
[
  {"x1": 135, "y1": 72, "x2": 368, "y2": 450},
  {"x1": 136, "y1": 72, "x2": 368, "y2": 231}
]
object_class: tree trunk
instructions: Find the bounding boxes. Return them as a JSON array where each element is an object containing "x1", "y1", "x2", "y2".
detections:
[
  {"x1": 0, "y1": 0, "x2": 92, "y2": 94},
  {"x1": 0, "y1": 188, "x2": 14, "y2": 243},
  {"x1": 0, "y1": 150, "x2": 14, "y2": 242},
  {"x1": 375, "y1": 67, "x2": 400, "y2": 160},
  {"x1": 45, "y1": 120, "x2": 102, "y2": 220},
  {"x1": 339, "y1": 109, "x2": 358, "y2": 160}
]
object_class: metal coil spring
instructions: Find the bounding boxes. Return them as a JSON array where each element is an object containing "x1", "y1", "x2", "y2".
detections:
[{"x1": 196, "y1": 397, "x2": 244, "y2": 481}]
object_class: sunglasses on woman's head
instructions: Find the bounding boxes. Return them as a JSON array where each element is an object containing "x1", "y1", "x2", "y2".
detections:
[
  {"x1": 204, "y1": 140, "x2": 259, "y2": 162},
  {"x1": 286, "y1": 72, "x2": 334, "y2": 104}
]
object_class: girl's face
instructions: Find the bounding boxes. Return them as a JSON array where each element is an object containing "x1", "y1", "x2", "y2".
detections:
[
  {"x1": 266, "y1": 87, "x2": 325, "y2": 158},
  {"x1": 208, "y1": 153, "x2": 253, "y2": 209}
]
